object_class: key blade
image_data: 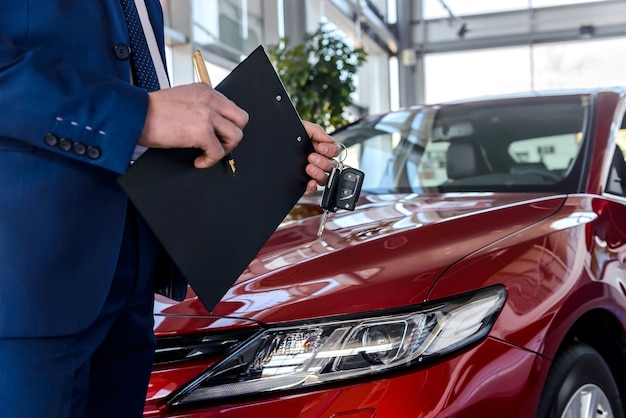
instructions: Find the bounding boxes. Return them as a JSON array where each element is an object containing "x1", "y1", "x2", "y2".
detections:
[{"x1": 317, "y1": 211, "x2": 330, "y2": 237}]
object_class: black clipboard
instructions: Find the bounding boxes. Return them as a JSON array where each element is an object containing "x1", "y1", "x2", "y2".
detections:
[{"x1": 118, "y1": 46, "x2": 313, "y2": 312}]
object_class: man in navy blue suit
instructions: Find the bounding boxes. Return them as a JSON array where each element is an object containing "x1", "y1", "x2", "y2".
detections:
[{"x1": 0, "y1": 1, "x2": 338, "y2": 416}]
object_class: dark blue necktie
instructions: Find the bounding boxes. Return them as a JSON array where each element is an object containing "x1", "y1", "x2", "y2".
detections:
[{"x1": 119, "y1": 0, "x2": 161, "y2": 92}]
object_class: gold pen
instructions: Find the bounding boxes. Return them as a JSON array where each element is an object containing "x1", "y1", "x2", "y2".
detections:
[{"x1": 192, "y1": 49, "x2": 236, "y2": 176}]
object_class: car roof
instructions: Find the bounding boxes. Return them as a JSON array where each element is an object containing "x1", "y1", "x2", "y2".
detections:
[{"x1": 383, "y1": 87, "x2": 626, "y2": 114}]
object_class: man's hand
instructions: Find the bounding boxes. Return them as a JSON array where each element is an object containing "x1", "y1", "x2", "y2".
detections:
[
  {"x1": 138, "y1": 83, "x2": 249, "y2": 168},
  {"x1": 138, "y1": 86, "x2": 336, "y2": 193},
  {"x1": 303, "y1": 121, "x2": 340, "y2": 195}
]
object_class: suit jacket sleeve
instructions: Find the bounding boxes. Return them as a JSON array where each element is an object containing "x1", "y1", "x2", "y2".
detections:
[{"x1": 0, "y1": 25, "x2": 148, "y2": 175}]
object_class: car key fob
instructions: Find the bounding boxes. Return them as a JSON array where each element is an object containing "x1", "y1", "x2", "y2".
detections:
[
  {"x1": 334, "y1": 167, "x2": 364, "y2": 211},
  {"x1": 318, "y1": 164, "x2": 365, "y2": 237}
]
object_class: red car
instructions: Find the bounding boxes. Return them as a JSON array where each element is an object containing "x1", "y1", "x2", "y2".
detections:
[{"x1": 144, "y1": 88, "x2": 626, "y2": 418}]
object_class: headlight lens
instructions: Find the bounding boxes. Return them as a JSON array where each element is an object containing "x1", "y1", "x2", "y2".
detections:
[{"x1": 169, "y1": 285, "x2": 506, "y2": 407}]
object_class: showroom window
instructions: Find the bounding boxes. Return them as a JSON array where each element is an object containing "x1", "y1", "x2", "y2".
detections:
[
  {"x1": 191, "y1": 0, "x2": 264, "y2": 62},
  {"x1": 425, "y1": 37, "x2": 626, "y2": 103},
  {"x1": 423, "y1": 0, "x2": 607, "y2": 18}
]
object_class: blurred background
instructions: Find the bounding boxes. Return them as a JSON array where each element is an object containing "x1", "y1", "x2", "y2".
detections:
[{"x1": 161, "y1": 0, "x2": 626, "y2": 127}]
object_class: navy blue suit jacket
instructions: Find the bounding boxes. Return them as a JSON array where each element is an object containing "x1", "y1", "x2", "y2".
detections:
[{"x1": 0, "y1": 0, "x2": 180, "y2": 337}]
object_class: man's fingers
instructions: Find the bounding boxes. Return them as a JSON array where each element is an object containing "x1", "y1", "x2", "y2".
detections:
[
  {"x1": 304, "y1": 179, "x2": 319, "y2": 195},
  {"x1": 212, "y1": 114, "x2": 245, "y2": 153},
  {"x1": 302, "y1": 121, "x2": 340, "y2": 159},
  {"x1": 200, "y1": 86, "x2": 249, "y2": 129},
  {"x1": 193, "y1": 133, "x2": 226, "y2": 168},
  {"x1": 308, "y1": 152, "x2": 336, "y2": 173},
  {"x1": 305, "y1": 161, "x2": 329, "y2": 186},
  {"x1": 192, "y1": 110, "x2": 246, "y2": 168},
  {"x1": 190, "y1": 86, "x2": 247, "y2": 168}
]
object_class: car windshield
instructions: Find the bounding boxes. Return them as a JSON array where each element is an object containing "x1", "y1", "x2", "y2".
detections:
[{"x1": 333, "y1": 94, "x2": 590, "y2": 194}]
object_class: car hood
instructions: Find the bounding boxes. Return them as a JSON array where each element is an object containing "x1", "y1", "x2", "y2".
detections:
[{"x1": 154, "y1": 192, "x2": 564, "y2": 331}]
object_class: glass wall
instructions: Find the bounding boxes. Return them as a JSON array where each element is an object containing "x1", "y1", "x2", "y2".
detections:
[
  {"x1": 423, "y1": 0, "x2": 607, "y2": 18},
  {"x1": 424, "y1": 46, "x2": 532, "y2": 103},
  {"x1": 532, "y1": 37, "x2": 626, "y2": 90},
  {"x1": 421, "y1": 0, "x2": 625, "y2": 102},
  {"x1": 165, "y1": 1, "x2": 626, "y2": 114},
  {"x1": 424, "y1": 36, "x2": 626, "y2": 103},
  {"x1": 191, "y1": 0, "x2": 265, "y2": 62}
]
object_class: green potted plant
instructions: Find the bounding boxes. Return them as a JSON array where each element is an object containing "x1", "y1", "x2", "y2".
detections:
[{"x1": 267, "y1": 24, "x2": 367, "y2": 131}]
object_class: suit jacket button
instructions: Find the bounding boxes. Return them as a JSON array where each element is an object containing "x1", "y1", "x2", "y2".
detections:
[
  {"x1": 43, "y1": 132, "x2": 59, "y2": 147},
  {"x1": 87, "y1": 146, "x2": 102, "y2": 160},
  {"x1": 58, "y1": 138, "x2": 72, "y2": 151},
  {"x1": 72, "y1": 142, "x2": 87, "y2": 156},
  {"x1": 114, "y1": 43, "x2": 131, "y2": 60}
]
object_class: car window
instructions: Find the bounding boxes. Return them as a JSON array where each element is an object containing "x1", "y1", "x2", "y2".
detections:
[
  {"x1": 335, "y1": 111, "x2": 415, "y2": 192},
  {"x1": 343, "y1": 133, "x2": 397, "y2": 190},
  {"x1": 335, "y1": 95, "x2": 589, "y2": 194}
]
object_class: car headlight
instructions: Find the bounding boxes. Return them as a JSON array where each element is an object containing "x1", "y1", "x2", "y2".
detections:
[{"x1": 169, "y1": 285, "x2": 506, "y2": 407}]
